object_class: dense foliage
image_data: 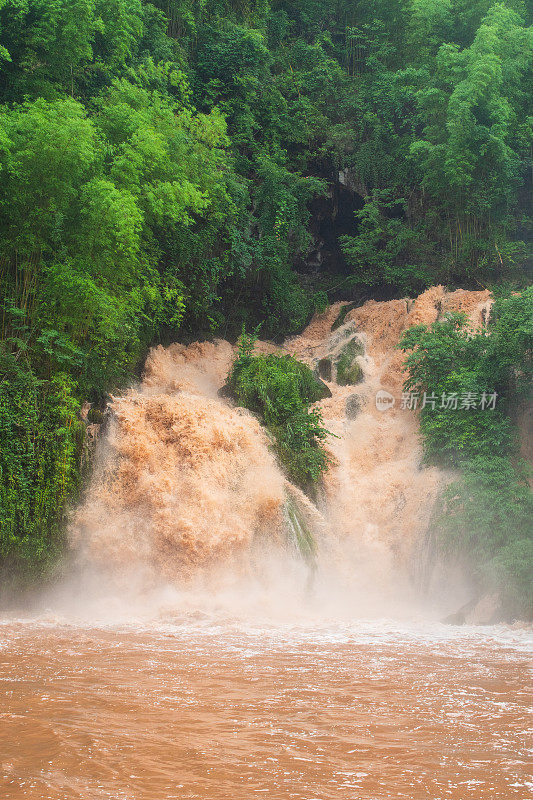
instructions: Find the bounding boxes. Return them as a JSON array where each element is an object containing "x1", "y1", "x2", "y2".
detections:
[
  {"x1": 400, "y1": 289, "x2": 533, "y2": 616},
  {"x1": 0, "y1": 366, "x2": 83, "y2": 574},
  {"x1": 228, "y1": 334, "x2": 331, "y2": 487},
  {"x1": 0, "y1": 0, "x2": 530, "y2": 575}
]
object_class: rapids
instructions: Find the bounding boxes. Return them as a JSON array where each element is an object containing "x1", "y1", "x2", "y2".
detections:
[
  {"x1": 0, "y1": 616, "x2": 531, "y2": 799},
  {"x1": 2, "y1": 287, "x2": 531, "y2": 800}
]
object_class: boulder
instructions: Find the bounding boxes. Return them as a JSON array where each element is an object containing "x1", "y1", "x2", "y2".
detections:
[
  {"x1": 217, "y1": 383, "x2": 235, "y2": 400},
  {"x1": 464, "y1": 593, "x2": 503, "y2": 625},
  {"x1": 345, "y1": 394, "x2": 361, "y2": 419},
  {"x1": 442, "y1": 599, "x2": 476, "y2": 625},
  {"x1": 331, "y1": 301, "x2": 359, "y2": 331},
  {"x1": 442, "y1": 593, "x2": 504, "y2": 625},
  {"x1": 336, "y1": 337, "x2": 364, "y2": 386},
  {"x1": 337, "y1": 361, "x2": 362, "y2": 386}
]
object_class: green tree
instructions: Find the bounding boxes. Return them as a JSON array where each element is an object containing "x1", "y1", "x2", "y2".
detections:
[{"x1": 400, "y1": 289, "x2": 533, "y2": 615}]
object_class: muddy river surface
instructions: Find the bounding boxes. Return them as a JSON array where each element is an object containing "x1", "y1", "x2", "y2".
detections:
[{"x1": 0, "y1": 616, "x2": 531, "y2": 800}]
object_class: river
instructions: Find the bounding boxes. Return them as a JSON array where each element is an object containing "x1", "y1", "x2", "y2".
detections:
[
  {"x1": 2, "y1": 289, "x2": 531, "y2": 799},
  {"x1": 1, "y1": 614, "x2": 531, "y2": 799}
]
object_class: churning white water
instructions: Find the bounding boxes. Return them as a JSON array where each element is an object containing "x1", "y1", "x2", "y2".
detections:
[{"x1": 2, "y1": 287, "x2": 531, "y2": 800}]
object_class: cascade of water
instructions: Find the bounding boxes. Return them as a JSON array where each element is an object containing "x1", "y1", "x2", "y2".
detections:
[{"x1": 71, "y1": 287, "x2": 491, "y2": 607}]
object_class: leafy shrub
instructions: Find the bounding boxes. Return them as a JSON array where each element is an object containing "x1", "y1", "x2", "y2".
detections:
[
  {"x1": 228, "y1": 336, "x2": 332, "y2": 487},
  {"x1": 399, "y1": 289, "x2": 533, "y2": 615}
]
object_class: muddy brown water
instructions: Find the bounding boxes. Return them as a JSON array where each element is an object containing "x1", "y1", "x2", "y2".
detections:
[
  {"x1": 2, "y1": 289, "x2": 530, "y2": 799},
  {"x1": 1, "y1": 617, "x2": 531, "y2": 800}
]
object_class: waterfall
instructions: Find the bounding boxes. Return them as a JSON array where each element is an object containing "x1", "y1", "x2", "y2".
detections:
[{"x1": 71, "y1": 287, "x2": 491, "y2": 606}]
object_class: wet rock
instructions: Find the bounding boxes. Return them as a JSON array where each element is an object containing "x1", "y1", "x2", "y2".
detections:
[
  {"x1": 331, "y1": 302, "x2": 358, "y2": 332},
  {"x1": 217, "y1": 383, "x2": 235, "y2": 400},
  {"x1": 347, "y1": 336, "x2": 365, "y2": 358},
  {"x1": 464, "y1": 594, "x2": 503, "y2": 625},
  {"x1": 311, "y1": 375, "x2": 332, "y2": 399},
  {"x1": 443, "y1": 593, "x2": 503, "y2": 625},
  {"x1": 345, "y1": 394, "x2": 361, "y2": 419},
  {"x1": 316, "y1": 358, "x2": 332, "y2": 382},
  {"x1": 442, "y1": 599, "x2": 477, "y2": 625}
]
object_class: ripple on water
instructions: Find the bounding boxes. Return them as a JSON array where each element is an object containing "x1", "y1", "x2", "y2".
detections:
[{"x1": 0, "y1": 617, "x2": 531, "y2": 800}]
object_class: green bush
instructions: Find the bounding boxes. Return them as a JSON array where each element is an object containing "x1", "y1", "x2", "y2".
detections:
[
  {"x1": 399, "y1": 289, "x2": 533, "y2": 615},
  {"x1": 228, "y1": 337, "x2": 332, "y2": 487}
]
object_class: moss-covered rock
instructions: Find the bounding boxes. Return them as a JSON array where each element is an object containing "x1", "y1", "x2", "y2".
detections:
[
  {"x1": 338, "y1": 361, "x2": 362, "y2": 385},
  {"x1": 313, "y1": 375, "x2": 333, "y2": 399},
  {"x1": 336, "y1": 337, "x2": 364, "y2": 386},
  {"x1": 331, "y1": 302, "x2": 359, "y2": 332},
  {"x1": 345, "y1": 394, "x2": 361, "y2": 419},
  {"x1": 344, "y1": 336, "x2": 365, "y2": 359}
]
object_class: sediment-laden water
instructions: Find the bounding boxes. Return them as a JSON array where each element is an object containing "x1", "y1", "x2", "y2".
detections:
[
  {"x1": 72, "y1": 286, "x2": 492, "y2": 591},
  {"x1": 2, "y1": 287, "x2": 530, "y2": 800},
  {"x1": 0, "y1": 614, "x2": 531, "y2": 800}
]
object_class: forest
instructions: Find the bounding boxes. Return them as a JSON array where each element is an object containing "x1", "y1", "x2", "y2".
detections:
[{"x1": 0, "y1": 0, "x2": 531, "y2": 608}]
